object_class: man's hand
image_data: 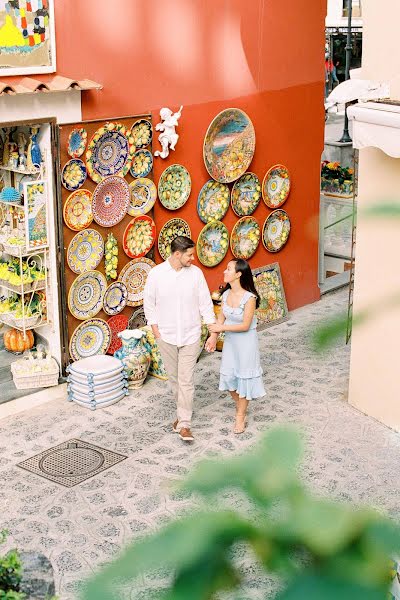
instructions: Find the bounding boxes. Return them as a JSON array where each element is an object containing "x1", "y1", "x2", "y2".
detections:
[{"x1": 151, "y1": 324, "x2": 161, "y2": 340}]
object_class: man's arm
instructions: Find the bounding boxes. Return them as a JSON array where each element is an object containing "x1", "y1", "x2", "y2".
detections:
[
  {"x1": 143, "y1": 271, "x2": 161, "y2": 338},
  {"x1": 197, "y1": 271, "x2": 215, "y2": 325}
]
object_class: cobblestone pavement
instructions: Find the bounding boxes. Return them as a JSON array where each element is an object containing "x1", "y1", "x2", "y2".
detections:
[{"x1": 1, "y1": 287, "x2": 400, "y2": 599}]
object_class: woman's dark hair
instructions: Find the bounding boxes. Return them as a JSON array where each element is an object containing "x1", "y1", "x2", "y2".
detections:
[
  {"x1": 170, "y1": 236, "x2": 195, "y2": 254},
  {"x1": 221, "y1": 259, "x2": 260, "y2": 308}
]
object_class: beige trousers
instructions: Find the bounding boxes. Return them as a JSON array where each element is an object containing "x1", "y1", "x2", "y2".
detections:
[{"x1": 157, "y1": 338, "x2": 200, "y2": 429}]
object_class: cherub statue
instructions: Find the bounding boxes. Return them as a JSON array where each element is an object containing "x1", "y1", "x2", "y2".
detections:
[{"x1": 154, "y1": 106, "x2": 183, "y2": 159}]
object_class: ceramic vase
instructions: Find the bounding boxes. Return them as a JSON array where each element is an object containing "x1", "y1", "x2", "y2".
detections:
[{"x1": 114, "y1": 329, "x2": 151, "y2": 389}]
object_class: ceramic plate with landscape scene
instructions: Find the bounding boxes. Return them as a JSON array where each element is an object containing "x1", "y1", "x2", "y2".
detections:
[
  {"x1": 231, "y1": 172, "x2": 261, "y2": 216},
  {"x1": 86, "y1": 123, "x2": 135, "y2": 183},
  {"x1": 262, "y1": 210, "x2": 291, "y2": 253},
  {"x1": 128, "y1": 178, "x2": 157, "y2": 217},
  {"x1": 158, "y1": 218, "x2": 191, "y2": 261},
  {"x1": 197, "y1": 180, "x2": 230, "y2": 224},
  {"x1": 69, "y1": 319, "x2": 111, "y2": 362},
  {"x1": 230, "y1": 217, "x2": 260, "y2": 260},
  {"x1": 118, "y1": 257, "x2": 155, "y2": 306},
  {"x1": 252, "y1": 263, "x2": 289, "y2": 331},
  {"x1": 262, "y1": 164, "x2": 291, "y2": 208},
  {"x1": 158, "y1": 164, "x2": 191, "y2": 210},
  {"x1": 197, "y1": 221, "x2": 229, "y2": 267},
  {"x1": 203, "y1": 108, "x2": 256, "y2": 183}
]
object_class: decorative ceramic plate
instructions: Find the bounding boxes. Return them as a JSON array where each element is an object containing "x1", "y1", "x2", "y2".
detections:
[
  {"x1": 67, "y1": 229, "x2": 104, "y2": 275},
  {"x1": 158, "y1": 164, "x2": 191, "y2": 210},
  {"x1": 67, "y1": 128, "x2": 87, "y2": 159},
  {"x1": 68, "y1": 270, "x2": 107, "y2": 320},
  {"x1": 230, "y1": 217, "x2": 260, "y2": 260},
  {"x1": 231, "y1": 172, "x2": 261, "y2": 216},
  {"x1": 128, "y1": 306, "x2": 147, "y2": 330},
  {"x1": 62, "y1": 159, "x2": 87, "y2": 191},
  {"x1": 197, "y1": 221, "x2": 229, "y2": 267},
  {"x1": 262, "y1": 164, "x2": 291, "y2": 208},
  {"x1": 63, "y1": 189, "x2": 93, "y2": 231},
  {"x1": 203, "y1": 108, "x2": 256, "y2": 183},
  {"x1": 130, "y1": 149, "x2": 153, "y2": 178},
  {"x1": 123, "y1": 215, "x2": 156, "y2": 258},
  {"x1": 106, "y1": 314, "x2": 129, "y2": 355},
  {"x1": 131, "y1": 119, "x2": 153, "y2": 148},
  {"x1": 118, "y1": 257, "x2": 155, "y2": 307},
  {"x1": 103, "y1": 281, "x2": 128, "y2": 316},
  {"x1": 197, "y1": 180, "x2": 230, "y2": 223},
  {"x1": 158, "y1": 218, "x2": 191, "y2": 260},
  {"x1": 92, "y1": 175, "x2": 130, "y2": 227},
  {"x1": 69, "y1": 318, "x2": 111, "y2": 362},
  {"x1": 128, "y1": 178, "x2": 157, "y2": 217},
  {"x1": 86, "y1": 123, "x2": 135, "y2": 183},
  {"x1": 262, "y1": 210, "x2": 291, "y2": 253}
]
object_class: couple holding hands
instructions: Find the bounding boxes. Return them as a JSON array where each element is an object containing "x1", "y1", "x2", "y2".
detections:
[{"x1": 143, "y1": 236, "x2": 265, "y2": 442}]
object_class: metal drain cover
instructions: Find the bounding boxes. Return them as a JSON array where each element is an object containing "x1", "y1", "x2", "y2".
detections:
[{"x1": 17, "y1": 439, "x2": 127, "y2": 487}]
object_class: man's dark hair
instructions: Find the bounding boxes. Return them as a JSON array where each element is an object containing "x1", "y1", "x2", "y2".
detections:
[{"x1": 170, "y1": 236, "x2": 195, "y2": 254}]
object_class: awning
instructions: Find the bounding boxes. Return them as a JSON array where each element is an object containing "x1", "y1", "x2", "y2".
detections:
[
  {"x1": 348, "y1": 101, "x2": 400, "y2": 158},
  {"x1": 0, "y1": 75, "x2": 102, "y2": 96}
]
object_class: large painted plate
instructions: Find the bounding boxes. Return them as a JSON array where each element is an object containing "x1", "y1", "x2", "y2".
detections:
[
  {"x1": 107, "y1": 314, "x2": 129, "y2": 355},
  {"x1": 118, "y1": 257, "x2": 155, "y2": 306},
  {"x1": 262, "y1": 164, "x2": 291, "y2": 208},
  {"x1": 92, "y1": 175, "x2": 130, "y2": 227},
  {"x1": 61, "y1": 159, "x2": 87, "y2": 191},
  {"x1": 230, "y1": 217, "x2": 260, "y2": 260},
  {"x1": 69, "y1": 318, "x2": 111, "y2": 362},
  {"x1": 128, "y1": 177, "x2": 157, "y2": 216},
  {"x1": 68, "y1": 270, "x2": 107, "y2": 320},
  {"x1": 67, "y1": 229, "x2": 104, "y2": 274},
  {"x1": 63, "y1": 189, "x2": 93, "y2": 231},
  {"x1": 86, "y1": 123, "x2": 135, "y2": 183},
  {"x1": 158, "y1": 164, "x2": 191, "y2": 210},
  {"x1": 203, "y1": 108, "x2": 256, "y2": 183},
  {"x1": 197, "y1": 221, "x2": 229, "y2": 267},
  {"x1": 131, "y1": 119, "x2": 153, "y2": 148},
  {"x1": 103, "y1": 281, "x2": 128, "y2": 316},
  {"x1": 158, "y1": 217, "x2": 191, "y2": 261},
  {"x1": 262, "y1": 210, "x2": 291, "y2": 253},
  {"x1": 231, "y1": 172, "x2": 261, "y2": 216},
  {"x1": 67, "y1": 128, "x2": 87, "y2": 159},
  {"x1": 130, "y1": 149, "x2": 153, "y2": 178},
  {"x1": 123, "y1": 215, "x2": 156, "y2": 258},
  {"x1": 197, "y1": 180, "x2": 230, "y2": 223}
]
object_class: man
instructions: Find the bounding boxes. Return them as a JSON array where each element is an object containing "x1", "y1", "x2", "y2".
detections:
[{"x1": 143, "y1": 236, "x2": 216, "y2": 442}]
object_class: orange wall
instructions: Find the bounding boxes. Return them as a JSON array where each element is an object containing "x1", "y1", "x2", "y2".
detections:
[{"x1": 54, "y1": 0, "x2": 326, "y2": 310}]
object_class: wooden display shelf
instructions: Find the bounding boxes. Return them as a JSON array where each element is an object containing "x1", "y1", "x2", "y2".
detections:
[{"x1": 0, "y1": 200, "x2": 23, "y2": 208}]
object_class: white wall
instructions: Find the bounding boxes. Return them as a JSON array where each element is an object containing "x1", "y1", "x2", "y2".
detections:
[{"x1": 326, "y1": 0, "x2": 363, "y2": 27}]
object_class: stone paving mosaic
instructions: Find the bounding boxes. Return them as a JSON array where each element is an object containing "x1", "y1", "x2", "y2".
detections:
[{"x1": 1, "y1": 288, "x2": 400, "y2": 599}]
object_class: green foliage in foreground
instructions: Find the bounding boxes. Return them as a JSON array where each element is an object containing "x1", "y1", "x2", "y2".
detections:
[
  {"x1": 83, "y1": 428, "x2": 400, "y2": 600},
  {"x1": 0, "y1": 531, "x2": 25, "y2": 600}
]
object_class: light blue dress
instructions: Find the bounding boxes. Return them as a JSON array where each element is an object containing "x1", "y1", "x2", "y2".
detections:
[{"x1": 219, "y1": 290, "x2": 265, "y2": 400}]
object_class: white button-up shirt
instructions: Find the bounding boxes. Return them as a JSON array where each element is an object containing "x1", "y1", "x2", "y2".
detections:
[{"x1": 143, "y1": 260, "x2": 215, "y2": 346}]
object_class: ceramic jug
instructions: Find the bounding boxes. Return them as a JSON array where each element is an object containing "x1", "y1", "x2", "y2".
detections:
[{"x1": 114, "y1": 329, "x2": 151, "y2": 389}]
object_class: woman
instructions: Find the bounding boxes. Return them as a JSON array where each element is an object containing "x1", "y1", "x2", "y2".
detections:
[{"x1": 208, "y1": 259, "x2": 265, "y2": 433}]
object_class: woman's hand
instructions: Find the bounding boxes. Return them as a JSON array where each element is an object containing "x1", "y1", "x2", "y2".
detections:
[
  {"x1": 208, "y1": 323, "x2": 224, "y2": 333},
  {"x1": 205, "y1": 335, "x2": 217, "y2": 353}
]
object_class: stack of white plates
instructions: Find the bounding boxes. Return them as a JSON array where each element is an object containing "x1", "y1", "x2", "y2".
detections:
[{"x1": 66, "y1": 355, "x2": 128, "y2": 410}]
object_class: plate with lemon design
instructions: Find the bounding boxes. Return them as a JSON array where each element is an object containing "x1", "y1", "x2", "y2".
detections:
[
  {"x1": 197, "y1": 180, "x2": 230, "y2": 224},
  {"x1": 262, "y1": 210, "x2": 291, "y2": 253},
  {"x1": 262, "y1": 164, "x2": 291, "y2": 208},
  {"x1": 130, "y1": 149, "x2": 153, "y2": 178},
  {"x1": 158, "y1": 164, "x2": 191, "y2": 210},
  {"x1": 197, "y1": 221, "x2": 229, "y2": 267},
  {"x1": 230, "y1": 217, "x2": 260, "y2": 260}
]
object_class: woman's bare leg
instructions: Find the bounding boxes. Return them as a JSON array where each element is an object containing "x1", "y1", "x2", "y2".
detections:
[{"x1": 229, "y1": 391, "x2": 249, "y2": 433}]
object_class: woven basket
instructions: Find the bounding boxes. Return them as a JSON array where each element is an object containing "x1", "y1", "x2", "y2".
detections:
[
  {"x1": 11, "y1": 358, "x2": 59, "y2": 390},
  {"x1": 3, "y1": 243, "x2": 27, "y2": 256},
  {"x1": 9, "y1": 314, "x2": 41, "y2": 329}
]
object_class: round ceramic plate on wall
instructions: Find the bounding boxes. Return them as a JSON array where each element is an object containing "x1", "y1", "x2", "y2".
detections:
[
  {"x1": 262, "y1": 209, "x2": 291, "y2": 252},
  {"x1": 231, "y1": 172, "x2": 261, "y2": 216},
  {"x1": 262, "y1": 164, "x2": 291, "y2": 209},
  {"x1": 230, "y1": 216, "x2": 260, "y2": 259}
]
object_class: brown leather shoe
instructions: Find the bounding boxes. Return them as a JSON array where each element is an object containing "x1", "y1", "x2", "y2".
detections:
[
  {"x1": 179, "y1": 427, "x2": 194, "y2": 442},
  {"x1": 172, "y1": 419, "x2": 179, "y2": 433}
]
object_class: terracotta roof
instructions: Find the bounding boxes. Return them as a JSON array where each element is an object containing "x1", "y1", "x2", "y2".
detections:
[{"x1": 0, "y1": 75, "x2": 102, "y2": 96}]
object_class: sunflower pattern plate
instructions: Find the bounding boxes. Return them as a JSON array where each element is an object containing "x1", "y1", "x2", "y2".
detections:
[
  {"x1": 262, "y1": 164, "x2": 291, "y2": 208},
  {"x1": 69, "y1": 318, "x2": 111, "y2": 362},
  {"x1": 123, "y1": 215, "x2": 156, "y2": 259},
  {"x1": 231, "y1": 172, "x2": 261, "y2": 216},
  {"x1": 67, "y1": 128, "x2": 87, "y2": 159},
  {"x1": 63, "y1": 189, "x2": 93, "y2": 231},
  {"x1": 86, "y1": 122, "x2": 135, "y2": 183},
  {"x1": 197, "y1": 180, "x2": 230, "y2": 223},
  {"x1": 158, "y1": 164, "x2": 191, "y2": 210},
  {"x1": 67, "y1": 229, "x2": 104, "y2": 275},
  {"x1": 230, "y1": 217, "x2": 260, "y2": 260},
  {"x1": 158, "y1": 218, "x2": 191, "y2": 260},
  {"x1": 128, "y1": 178, "x2": 157, "y2": 216},
  {"x1": 262, "y1": 210, "x2": 291, "y2": 253},
  {"x1": 106, "y1": 314, "x2": 129, "y2": 355},
  {"x1": 197, "y1": 221, "x2": 229, "y2": 267},
  {"x1": 62, "y1": 159, "x2": 87, "y2": 191},
  {"x1": 130, "y1": 149, "x2": 153, "y2": 178},
  {"x1": 68, "y1": 270, "x2": 107, "y2": 320},
  {"x1": 118, "y1": 257, "x2": 155, "y2": 307},
  {"x1": 203, "y1": 108, "x2": 256, "y2": 183},
  {"x1": 131, "y1": 119, "x2": 153, "y2": 148},
  {"x1": 103, "y1": 281, "x2": 128, "y2": 316},
  {"x1": 92, "y1": 176, "x2": 130, "y2": 227}
]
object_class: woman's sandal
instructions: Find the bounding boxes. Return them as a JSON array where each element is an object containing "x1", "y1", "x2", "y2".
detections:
[{"x1": 234, "y1": 415, "x2": 247, "y2": 435}]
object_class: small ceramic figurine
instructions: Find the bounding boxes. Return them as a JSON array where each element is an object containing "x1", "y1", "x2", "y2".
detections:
[
  {"x1": 7, "y1": 142, "x2": 18, "y2": 168},
  {"x1": 2, "y1": 128, "x2": 10, "y2": 166},
  {"x1": 154, "y1": 105, "x2": 183, "y2": 159},
  {"x1": 17, "y1": 131, "x2": 27, "y2": 170},
  {"x1": 27, "y1": 127, "x2": 42, "y2": 171}
]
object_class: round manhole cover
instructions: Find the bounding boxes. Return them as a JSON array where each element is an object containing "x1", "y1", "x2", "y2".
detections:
[{"x1": 39, "y1": 446, "x2": 105, "y2": 477}]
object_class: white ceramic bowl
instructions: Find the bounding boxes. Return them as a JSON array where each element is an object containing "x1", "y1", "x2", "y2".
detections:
[
  {"x1": 67, "y1": 372, "x2": 126, "y2": 392},
  {"x1": 68, "y1": 355, "x2": 123, "y2": 378}
]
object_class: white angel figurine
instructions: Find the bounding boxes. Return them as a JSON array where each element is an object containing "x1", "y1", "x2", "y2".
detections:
[{"x1": 154, "y1": 105, "x2": 183, "y2": 159}]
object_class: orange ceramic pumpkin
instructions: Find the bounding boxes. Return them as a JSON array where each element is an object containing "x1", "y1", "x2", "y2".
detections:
[{"x1": 4, "y1": 328, "x2": 34, "y2": 354}]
